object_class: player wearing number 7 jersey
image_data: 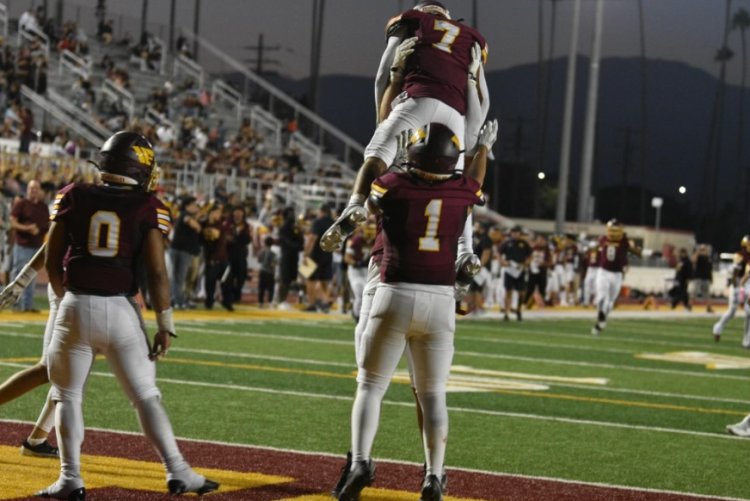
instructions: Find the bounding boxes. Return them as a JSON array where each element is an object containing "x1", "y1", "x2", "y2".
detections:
[
  {"x1": 591, "y1": 219, "x2": 642, "y2": 336},
  {"x1": 39, "y1": 131, "x2": 218, "y2": 500},
  {"x1": 336, "y1": 122, "x2": 492, "y2": 501}
]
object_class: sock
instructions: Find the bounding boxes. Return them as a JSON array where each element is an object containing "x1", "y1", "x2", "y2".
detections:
[
  {"x1": 419, "y1": 392, "x2": 448, "y2": 478},
  {"x1": 135, "y1": 396, "x2": 191, "y2": 478},
  {"x1": 350, "y1": 381, "x2": 387, "y2": 465},
  {"x1": 33, "y1": 387, "x2": 57, "y2": 435},
  {"x1": 55, "y1": 400, "x2": 84, "y2": 488},
  {"x1": 26, "y1": 437, "x2": 46, "y2": 446}
]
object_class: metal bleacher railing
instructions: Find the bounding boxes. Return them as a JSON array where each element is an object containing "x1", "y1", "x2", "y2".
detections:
[{"x1": 59, "y1": 49, "x2": 91, "y2": 80}]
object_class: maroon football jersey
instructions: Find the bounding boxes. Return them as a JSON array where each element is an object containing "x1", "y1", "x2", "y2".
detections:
[
  {"x1": 587, "y1": 248, "x2": 600, "y2": 268},
  {"x1": 529, "y1": 244, "x2": 550, "y2": 274},
  {"x1": 50, "y1": 183, "x2": 171, "y2": 296},
  {"x1": 370, "y1": 219, "x2": 385, "y2": 265},
  {"x1": 597, "y1": 235, "x2": 630, "y2": 272},
  {"x1": 371, "y1": 172, "x2": 482, "y2": 285},
  {"x1": 346, "y1": 234, "x2": 370, "y2": 269},
  {"x1": 387, "y1": 10, "x2": 487, "y2": 115}
]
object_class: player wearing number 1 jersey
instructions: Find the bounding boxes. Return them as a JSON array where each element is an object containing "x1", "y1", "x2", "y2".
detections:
[
  {"x1": 336, "y1": 122, "x2": 492, "y2": 501},
  {"x1": 591, "y1": 219, "x2": 641, "y2": 336},
  {"x1": 40, "y1": 132, "x2": 217, "y2": 500}
]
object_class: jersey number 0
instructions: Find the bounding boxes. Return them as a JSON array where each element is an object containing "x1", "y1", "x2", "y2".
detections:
[{"x1": 88, "y1": 211, "x2": 121, "y2": 257}]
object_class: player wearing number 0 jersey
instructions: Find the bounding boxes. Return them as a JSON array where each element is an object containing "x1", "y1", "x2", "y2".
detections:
[
  {"x1": 40, "y1": 131, "x2": 217, "y2": 500},
  {"x1": 591, "y1": 220, "x2": 641, "y2": 336},
  {"x1": 336, "y1": 121, "x2": 493, "y2": 501}
]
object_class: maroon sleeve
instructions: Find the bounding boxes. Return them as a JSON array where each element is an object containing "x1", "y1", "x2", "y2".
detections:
[
  {"x1": 50, "y1": 183, "x2": 77, "y2": 222},
  {"x1": 143, "y1": 195, "x2": 172, "y2": 237}
]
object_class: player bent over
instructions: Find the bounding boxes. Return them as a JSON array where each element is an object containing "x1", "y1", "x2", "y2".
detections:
[
  {"x1": 0, "y1": 246, "x2": 60, "y2": 458},
  {"x1": 38, "y1": 132, "x2": 218, "y2": 500},
  {"x1": 591, "y1": 220, "x2": 641, "y2": 336},
  {"x1": 336, "y1": 122, "x2": 493, "y2": 501}
]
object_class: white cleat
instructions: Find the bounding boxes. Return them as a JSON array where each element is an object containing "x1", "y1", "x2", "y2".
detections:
[
  {"x1": 591, "y1": 324, "x2": 601, "y2": 336},
  {"x1": 726, "y1": 415, "x2": 750, "y2": 437}
]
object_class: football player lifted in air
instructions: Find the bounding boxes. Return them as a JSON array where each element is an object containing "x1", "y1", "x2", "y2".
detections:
[
  {"x1": 713, "y1": 235, "x2": 750, "y2": 343},
  {"x1": 320, "y1": 0, "x2": 489, "y2": 253},
  {"x1": 591, "y1": 219, "x2": 642, "y2": 336},
  {"x1": 39, "y1": 132, "x2": 218, "y2": 500},
  {"x1": 335, "y1": 121, "x2": 494, "y2": 501}
]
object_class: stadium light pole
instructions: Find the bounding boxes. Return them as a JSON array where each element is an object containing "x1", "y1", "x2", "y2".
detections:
[
  {"x1": 168, "y1": 0, "x2": 176, "y2": 53},
  {"x1": 651, "y1": 196, "x2": 663, "y2": 252},
  {"x1": 555, "y1": 0, "x2": 582, "y2": 233},
  {"x1": 140, "y1": 0, "x2": 147, "y2": 39},
  {"x1": 577, "y1": 0, "x2": 605, "y2": 223},
  {"x1": 193, "y1": 0, "x2": 201, "y2": 59}
]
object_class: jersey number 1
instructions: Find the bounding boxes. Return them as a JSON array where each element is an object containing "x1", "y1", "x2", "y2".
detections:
[
  {"x1": 88, "y1": 211, "x2": 121, "y2": 257},
  {"x1": 419, "y1": 199, "x2": 443, "y2": 252},
  {"x1": 432, "y1": 20, "x2": 460, "y2": 53}
]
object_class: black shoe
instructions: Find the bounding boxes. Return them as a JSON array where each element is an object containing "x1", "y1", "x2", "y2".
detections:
[
  {"x1": 516, "y1": 308, "x2": 522, "y2": 321},
  {"x1": 503, "y1": 314, "x2": 510, "y2": 322},
  {"x1": 338, "y1": 459, "x2": 375, "y2": 501},
  {"x1": 421, "y1": 464, "x2": 447, "y2": 493},
  {"x1": 167, "y1": 478, "x2": 220, "y2": 495},
  {"x1": 420, "y1": 474, "x2": 443, "y2": 501},
  {"x1": 331, "y1": 451, "x2": 352, "y2": 498},
  {"x1": 221, "y1": 301, "x2": 234, "y2": 312},
  {"x1": 21, "y1": 439, "x2": 59, "y2": 458},
  {"x1": 35, "y1": 487, "x2": 85, "y2": 500}
]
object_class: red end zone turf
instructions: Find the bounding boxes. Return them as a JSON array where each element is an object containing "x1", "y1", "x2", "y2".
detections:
[{"x1": 0, "y1": 421, "x2": 730, "y2": 501}]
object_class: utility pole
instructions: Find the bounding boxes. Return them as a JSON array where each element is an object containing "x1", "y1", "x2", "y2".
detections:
[
  {"x1": 577, "y1": 0, "x2": 605, "y2": 222},
  {"x1": 193, "y1": 0, "x2": 201, "y2": 59},
  {"x1": 618, "y1": 128, "x2": 635, "y2": 219},
  {"x1": 555, "y1": 0, "x2": 582, "y2": 233},
  {"x1": 168, "y1": 0, "x2": 176, "y2": 53},
  {"x1": 472, "y1": 0, "x2": 478, "y2": 29},
  {"x1": 309, "y1": 0, "x2": 326, "y2": 112},
  {"x1": 55, "y1": 0, "x2": 64, "y2": 27},
  {"x1": 140, "y1": 0, "x2": 148, "y2": 40},
  {"x1": 244, "y1": 34, "x2": 282, "y2": 75}
]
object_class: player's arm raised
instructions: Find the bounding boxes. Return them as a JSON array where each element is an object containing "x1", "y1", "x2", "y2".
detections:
[
  {"x1": 465, "y1": 119, "x2": 498, "y2": 186},
  {"x1": 143, "y1": 227, "x2": 176, "y2": 360},
  {"x1": 374, "y1": 18, "x2": 411, "y2": 122}
]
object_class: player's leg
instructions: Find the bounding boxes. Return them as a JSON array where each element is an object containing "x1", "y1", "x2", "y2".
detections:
[
  {"x1": 742, "y1": 297, "x2": 750, "y2": 349},
  {"x1": 107, "y1": 297, "x2": 217, "y2": 494},
  {"x1": 713, "y1": 285, "x2": 737, "y2": 340},
  {"x1": 408, "y1": 287, "x2": 455, "y2": 491},
  {"x1": 592, "y1": 270, "x2": 608, "y2": 334},
  {"x1": 41, "y1": 294, "x2": 94, "y2": 498},
  {"x1": 0, "y1": 362, "x2": 48, "y2": 405}
]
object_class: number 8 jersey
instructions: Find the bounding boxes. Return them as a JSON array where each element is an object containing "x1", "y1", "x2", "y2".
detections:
[
  {"x1": 371, "y1": 172, "x2": 483, "y2": 286},
  {"x1": 50, "y1": 183, "x2": 172, "y2": 296}
]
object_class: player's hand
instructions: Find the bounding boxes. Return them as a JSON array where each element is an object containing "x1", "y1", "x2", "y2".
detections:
[
  {"x1": 477, "y1": 119, "x2": 499, "y2": 151},
  {"x1": 454, "y1": 282, "x2": 470, "y2": 301},
  {"x1": 469, "y1": 42, "x2": 482, "y2": 81},
  {"x1": 149, "y1": 330, "x2": 173, "y2": 361},
  {"x1": 394, "y1": 128, "x2": 414, "y2": 169},
  {"x1": 320, "y1": 203, "x2": 367, "y2": 252},
  {"x1": 0, "y1": 281, "x2": 23, "y2": 310},
  {"x1": 391, "y1": 36, "x2": 417, "y2": 76},
  {"x1": 29, "y1": 224, "x2": 39, "y2": 236}
]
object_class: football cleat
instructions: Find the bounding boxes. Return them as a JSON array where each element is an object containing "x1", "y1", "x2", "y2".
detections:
[
  {"x1": 21, "y1": 439, "x2": 59, "y2": 458},
  {"x1": 591, "y1": 324, "x2": 602, "y2": 336},
  {"x1": 331, "y1": 451, "x2": 353, "y2": 498},
  {"x1": 420, "y1": 474, "x2": 444, "y2": 501},
  {"x1": 167, "y1": 478, "x2": 220, "y2": 496},
  {"x1": 35, "y1": 487, "x2": 85, "y2": 500},
  {"x1": 337, "y1": 459, "x2": 375, "y2": 501},
  {"x1": 726, "y1": 415, "x2": 750, "y2": 437}
]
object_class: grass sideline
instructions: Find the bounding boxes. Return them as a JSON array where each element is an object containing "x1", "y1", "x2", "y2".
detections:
[{"x1": 0, "y1": 309, "x2": 749, "y2": 499}]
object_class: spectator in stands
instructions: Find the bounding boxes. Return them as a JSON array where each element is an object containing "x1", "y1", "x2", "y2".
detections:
[
  {"x1": 18, "y1": 106, "x2": 34, "y2": 154},
  {"x1": 670, "y1": 248, "x2": 693, "y2": 311},
  {"x1": 97, "y1": 19, "x2": 114, "y2": 44},
  {"x1": 692, "y1": 244, "x2": 713, "y2": 313},
  {"x1": 226, "y1": 206, "x2": 252, "y2": 305},
  {"x1": 29, "y1": 55, "x2": 47, "y2": 94},
  {"x1": 19, "y1": 8, "x2": 41, "y2": 35},
  {"x1": 303, "y1": 204, "x2": 334, "y2": 312},
  {"x1": 277, "y1": 206, "x2": 303, "y2": 309},
  {"x1": 9, "y1": 180, "x2": 48, "y2": 311},
  {"x1": 169, "y1": 196, "x2": 202, "y2": 309},
  {"x1": 175, "y1": 35, "x2": 191, "y2": 58},
  {"x1": 201, "y1": 204, "x2": 233, "y2": 311},
  {"x1": 257, "y1": 236, "x2": 277, "y2": 308}
]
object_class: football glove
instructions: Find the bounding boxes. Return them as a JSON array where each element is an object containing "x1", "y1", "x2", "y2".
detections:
[
  {"x1": 0, "y1": 266, "x2": 38, "y2": 310},
  {"x1": 394, "y1": 128, "x2": 414, "y2": 170},
  {"x1": 469, "y1": 42, "x2": 482, "y2": 82},
  {"x1": 477, "y1": 119, "x2": 499, "y2": 151},
  {"x1": 390, "y1": 36, "x2": 417, "y2": 81},
  {"x1": 320, "y1": 195, "x2": 368, "y2": 252}
]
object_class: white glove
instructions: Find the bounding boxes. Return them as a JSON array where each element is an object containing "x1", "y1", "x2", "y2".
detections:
[
  {"x1": 477, "y1": 119, "x2": 499, "y2": 151},
  {"x1": 469, "y1": 42, "x2": 482, "y2": 82},
  {"x1": 454, "y1": 282, "x2": 470, "y2": 301},
  {"x1": 320, "y1": 196, "x2": 368, "y2": 252},
  {"x1": 455, "y1": 252, "x2": 482, "y2": 286},
  {"x1": 0, "y1": 266, "x2": 37, "y2": 310},
  {"x1": 394, "y1": 128, "x2": 414, "y2": 170},
  {"x1": 390, "y1": 36, "x2": 417, "y2": 80}
]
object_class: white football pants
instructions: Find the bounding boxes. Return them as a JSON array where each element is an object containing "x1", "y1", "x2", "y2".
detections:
[
  {"x1": 347, "y1": 266, "x2": 368, "y2": 322},
  {"x1": 365, "y1": 96, "x2": 465, "y2": 172},
  {"x1": 595, "y1": 269, "x2": 623, "y2": 317},
  {"x1": 352, "y1": 282, "x2": 455, "y2": 477},
  {"x1": 583, "y1": 267, "x2": 599, "y2": 306}
]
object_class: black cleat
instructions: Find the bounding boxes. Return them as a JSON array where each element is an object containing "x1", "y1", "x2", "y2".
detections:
[
  {"x1": 35, "y1": 487, "x2": 85, "y2": 501},
  {"x1": 516, "y1": 308, "x2": 522, "y2": 321},
  {"x1": 338, "y1": 459, "x2": 375, "y2": 501},
  {"x1": 21, "y1": 439, "x2": 59, "y2": 458},
  {"x1": 331, "y1": 451, "x2": 353, "y2": 498},
  {"x1": 420, "y1": 474, "x2": 443, "y2": 501},
  {"x1": 168, "y1": 478, "x2": 220, "y2": 496}
]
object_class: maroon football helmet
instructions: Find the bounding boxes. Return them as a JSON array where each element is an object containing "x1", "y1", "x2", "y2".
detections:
[
  {"x1": 96, "y1": 131, "x2": 159, "y2": 191},
  {"x1": 414, "y1": 0, "x2": 450, "y2": 18},
  {"x1": 406, "y1": 123, "x2": 462, "y2": 181}
]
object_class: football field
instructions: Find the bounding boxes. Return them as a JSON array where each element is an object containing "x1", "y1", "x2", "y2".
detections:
[{"x1": 0, "y1": 308, "x2": 749, "y2": 500}]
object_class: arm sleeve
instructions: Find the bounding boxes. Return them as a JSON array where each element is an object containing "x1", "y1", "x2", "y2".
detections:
[{"x1": 374, "y1": 36, "x2": 403, "y2": 123}]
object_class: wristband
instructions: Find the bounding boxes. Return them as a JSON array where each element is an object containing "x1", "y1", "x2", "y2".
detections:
[
  {"x1": 156, "y1": 307, "x2": 177, "y2": 336},
  {"x1": 348, "y1": 194, "x2": 366, "y2": 207}
]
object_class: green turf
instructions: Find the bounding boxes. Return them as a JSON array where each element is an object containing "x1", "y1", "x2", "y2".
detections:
[{"x1": 1, "y1": 314, "x2": 749, "y2": 499}]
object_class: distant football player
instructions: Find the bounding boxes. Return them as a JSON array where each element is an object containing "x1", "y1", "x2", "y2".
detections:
[
  {"x1": 320, "y1": 0, "x2": 489, "y2": 253},
  {"x1": 591, "y1": 220, "x2": 642, "y2": 335},
  {"x1": 712, "y1": 236, "x2": 750, "y2": 341},
  {"x1": 40, "y1": 132, "x2": 218, "y2": 500},
  {"x1": 500, "y1": 225, "x2": 532, "y2": 321},
  {"x1": 345, "y1": 222, "x2": 375, "y2": 322},
  {"x1": 336, "y1": 121, "x2": 493, "y2": 501},
  {"x1": 581, "y1": 242, "x2": 600, "y2": 306},
  {"x1": 525, "y1": 234, "x2": 551, "y2": 309}
]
